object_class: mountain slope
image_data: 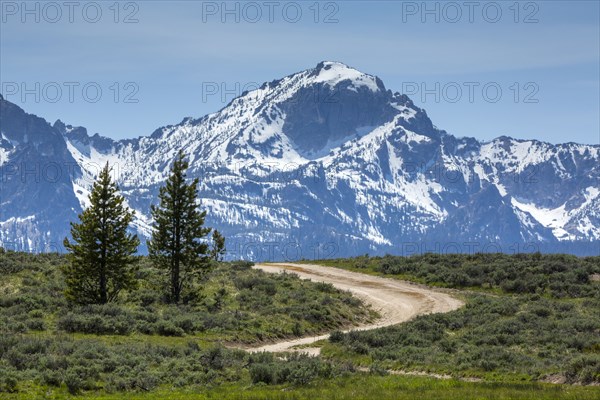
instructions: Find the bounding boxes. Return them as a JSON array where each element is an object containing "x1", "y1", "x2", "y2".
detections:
[
  {"x1": 1, "y1": 63, "x2": 599, "y2": 258},
  {"x1": 0, "y1": 95, "x2": 82, "y2": 251}
]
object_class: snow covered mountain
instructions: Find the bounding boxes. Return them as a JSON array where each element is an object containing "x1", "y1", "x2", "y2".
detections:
[{"x1": 1, "y1": 62, "x2": 599, "y2": 259}]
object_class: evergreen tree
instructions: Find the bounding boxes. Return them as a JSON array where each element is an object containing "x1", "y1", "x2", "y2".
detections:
[
  {"x1": 211, "y1": 230, "x2": 226, "y2": 261},
  {"x1": 148, "y1": 151, "x2": 211, "y2": 303},
  {"x1": 63, "y1": 163, "x2": 139, "y2": 304}
]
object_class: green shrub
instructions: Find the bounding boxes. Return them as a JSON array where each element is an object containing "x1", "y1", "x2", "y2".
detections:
[
  {"x1": 155, "y1": 320, "x2": 185, "y2": 336},
  {"x1": 26, "y1": 318, "x2": 46, "y2": 331},
  {"x1": 565, "y1": 355, "x2": 600, "y2": 384},
  {"x1": 329, "y1": 330, "x2": 344, "y2": 343},
  {"x1": 64, "y1": 369, "x2": 84, "y2": 394},
  {"x1": 57, "y1": 306, "x2": 133, "y2": 335},
  {"x1": 230, "y1": 260, "x2": 254, "y2": 270},
  {"x1": 250, "y1": 363, "x2": 276, "y2": 384},
  {"x1": 42, "y1": 369, "x2": 63, "y2": 387},
  {"x1": 0, "y1": 368, "x2": 18, "y2": 393}
]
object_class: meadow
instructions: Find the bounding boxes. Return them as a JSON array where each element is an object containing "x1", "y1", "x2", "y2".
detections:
[
  {"x1": 1, "y1": 250, "x2": 599, "y2": 398},
  {"x1": 0, "y1": 251, "x2": 372, "y2": 395},
  {"x1": 309, "y1": 253, "x2": 600, "y2": 384}
]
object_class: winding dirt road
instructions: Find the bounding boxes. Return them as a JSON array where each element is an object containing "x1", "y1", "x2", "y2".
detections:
[{"x1": 245, "y1": 263, "x2": 464, "y2": 354}]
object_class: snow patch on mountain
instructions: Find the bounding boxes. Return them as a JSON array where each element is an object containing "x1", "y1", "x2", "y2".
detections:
[
  {"x1": 72, "y1": 181, "x2": 91, "y2": 210},
  {"x1": 0, "y1": 133, "x2": 13, "y2": 165},
  {"x1": 511, "y1": 187, "x2": 600, "y2": 240},
  {"x1": 392, "y1": 104, "x2": 417, "y2": 121},
  {"x1": 0, "y1": 216, "x2": 37, "y2": 250},
  {"x1": 513, "y1": 208, "x2": 548, "y2": 241},
  {"x1": 312, "y1": 61, "x2": 380, "y2": 92},
  {"x1": 478, "y1": 139, "x2": 552, "y2": 171},
  {"x1": 0, "y1": 147, "x2": 9, "y2": 165}
]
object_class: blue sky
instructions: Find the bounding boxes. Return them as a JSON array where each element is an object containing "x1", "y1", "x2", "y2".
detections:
[{"x1": 1, "y1": 1, "x2": 599, "y2": 145}]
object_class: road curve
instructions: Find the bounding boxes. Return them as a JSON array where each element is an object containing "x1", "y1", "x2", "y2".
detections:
[{"x1": 244, "y1": 262, "x2": 464, "y2": 354}]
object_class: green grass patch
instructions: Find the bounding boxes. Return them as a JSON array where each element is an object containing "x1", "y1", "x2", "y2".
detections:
[{"x1": 2, "y1": 374, "x2": 598, "y2": 400}]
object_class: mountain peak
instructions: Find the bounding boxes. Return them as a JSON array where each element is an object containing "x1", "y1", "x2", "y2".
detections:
[
  {"x1": 313, "y1": 60, "x2": 356, "y2": 74},
  {"x1": 53, "y1": 119, "x2": 66, "y2": 132},
  {"x1": 309, "y1": 61, "x2": 383, "y2": 92}
]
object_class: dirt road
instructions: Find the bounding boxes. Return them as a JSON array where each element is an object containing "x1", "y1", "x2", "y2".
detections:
[{"x1": 245, "y1": 263, "x2": 463, "y2": 354}]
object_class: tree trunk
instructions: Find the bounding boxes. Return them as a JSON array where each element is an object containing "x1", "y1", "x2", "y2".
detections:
[
  {"x1": 172, "y1": 260, "x2": 180, "y2": 303},
  {"x1": 100, "y1": 267, "x2": 107, "y2": 304},
  {"x1": 173, "y1": 205, "x2": 181, "y2": 303},
  {"x1": 100, "y1": 203, "x2": 108, "y2": 304}
]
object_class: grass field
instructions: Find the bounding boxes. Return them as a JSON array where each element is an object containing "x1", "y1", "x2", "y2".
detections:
[
  {"x1": 1, "y1": 251, "x2": 599, "y2": 398},
  {"x1": 3, "y1": 375, "x2": 599, "y2": 400}
]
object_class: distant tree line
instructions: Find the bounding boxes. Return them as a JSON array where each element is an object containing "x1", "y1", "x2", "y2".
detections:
[{"x1": 62, "y1": 151, "x2": 226, "y2": 305}]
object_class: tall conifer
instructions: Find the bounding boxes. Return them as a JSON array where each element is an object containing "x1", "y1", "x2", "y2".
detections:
[
  {"x1": 148, "y1": 151, "x2": 211, "y2": 303},
  {"x1": 63, "y1": 163, "x2": 139, "y2": 304}
]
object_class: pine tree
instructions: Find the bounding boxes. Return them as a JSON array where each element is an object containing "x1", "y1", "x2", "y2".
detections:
[
  {"x1": 211, "y1": 230, "x2": 226, "y2": 261},
  {"x1": 148, "y1": 151, "x2": 211, "y2": 303},
  {"x1": 63, "y1": 163, "x2": 140, "y2": 304}
]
